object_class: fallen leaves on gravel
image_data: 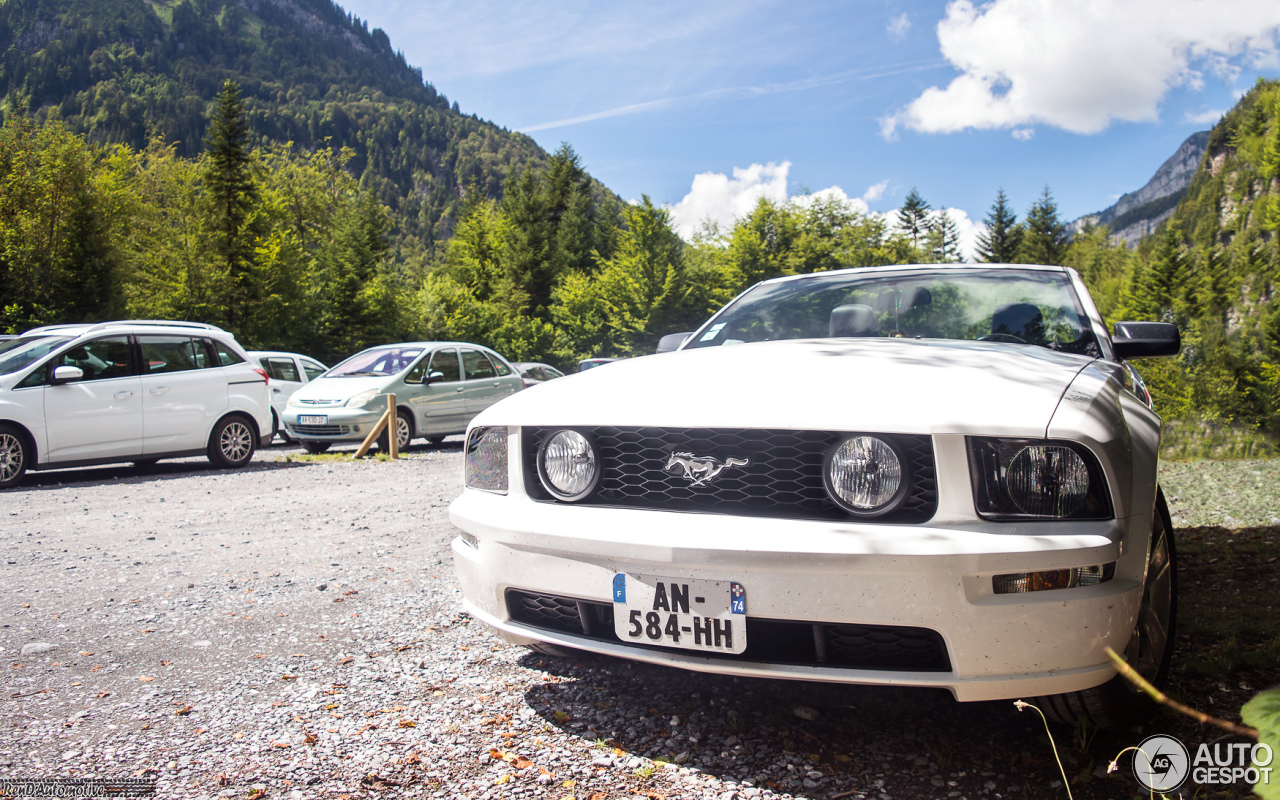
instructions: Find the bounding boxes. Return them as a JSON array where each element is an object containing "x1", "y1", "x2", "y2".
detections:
[{"x1": 360, "y1": 773, "x2": 399, "y2": 790}]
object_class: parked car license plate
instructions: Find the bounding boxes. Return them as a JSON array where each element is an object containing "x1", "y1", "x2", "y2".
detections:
[
  {"x1": 611, "y1": 574, "x2": 747, "y2": 654},
  {"x1": 299, "y1": 415, "x2": 327, "y2": 425}
]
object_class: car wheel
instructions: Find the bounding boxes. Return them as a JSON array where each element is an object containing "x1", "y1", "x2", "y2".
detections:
[
  {"x1": 1036, "y1": 488, "x2": 1176, "y2": 729},
  {"x1": 207, "y1": 415, "x2": 256, "y2": 469},
  {"x1": 301, "y1": 441, "x2": 330, "y2": 454},
  {"x1": 378, "y1": 409, "x2": 413, "y2": 452},
  {"x1": 0, "y1": 424, "x2": 30, "y2": 489}
]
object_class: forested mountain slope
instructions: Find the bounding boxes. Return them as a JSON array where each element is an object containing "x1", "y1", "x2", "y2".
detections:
[
  {"x1": 1071, "y1": 130, "x2": 1208, "y2": 248},
  {"x1": 1088, "y1": 78, "x2": 1280, "y2": 436},
  {"x1": 0, "y1": 0, "x2": 549, "y2": 241}
]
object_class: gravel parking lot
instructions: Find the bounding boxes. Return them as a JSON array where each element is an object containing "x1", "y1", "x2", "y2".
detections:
[{"x1": 0, "y1": 442, "x2": 1259, "y2": 800}]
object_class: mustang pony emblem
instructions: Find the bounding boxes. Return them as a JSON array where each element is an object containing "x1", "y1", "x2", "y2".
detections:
[{"x1": 664, "y1": 452, "x2": 749, "y2": 487}]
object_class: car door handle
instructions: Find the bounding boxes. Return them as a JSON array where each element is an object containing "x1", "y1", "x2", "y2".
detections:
[
  {"x1": 492, "y1": 382, "x2": 501, "y2": 387},
  {"x1": 272, "y1": 387, "x2": 282, "y2": 393},
  {"x1": 149, "y1": 387, "x2": 168, "y2": 395},
  {"x1": 456, "y1": 387, "x2": 464, "y2": 393},
  {"x1": 114, "y1": 391, "x2": 134, "y2": 399}
]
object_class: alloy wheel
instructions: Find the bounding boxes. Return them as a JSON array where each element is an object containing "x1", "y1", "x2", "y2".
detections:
[{"x1": 220, "y1": 421, "x2": 253, "y2": 464}]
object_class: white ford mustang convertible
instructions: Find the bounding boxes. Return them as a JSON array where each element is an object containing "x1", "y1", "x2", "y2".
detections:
[{"x1": 450, "y1": 264, "x2": 1181, "y2": 727}]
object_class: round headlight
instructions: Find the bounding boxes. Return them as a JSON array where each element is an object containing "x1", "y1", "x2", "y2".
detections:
[
  {"x1": 825, "y1": 435, "x2": 906, "y2": 515},
  {"x1": 1006, "y1": 445, "x2": 1089, "y2": 517},
  {"x1": 538, "y1": 429, "x2": 598, "y2": 501}
]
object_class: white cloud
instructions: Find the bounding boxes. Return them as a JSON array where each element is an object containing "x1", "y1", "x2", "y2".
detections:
[
  {"x1": 888, "y1": 13, "x2": 911, "y2": 42},
  {"x1": 862, "y1": 179, "x2": 890, "y2": 202},
  {"x1": 668, "y1": 162, "x2": 792, "y2": 240},
  {"x1": 1184, "y1": 108, "x2": 1225, "y2": 126},
  {"x1": 1011, "y1": 128, "x2": 1034, "y2": 141},
  {"x1": 880, "y1": 0, "x2": 1280, "y2": 138}
]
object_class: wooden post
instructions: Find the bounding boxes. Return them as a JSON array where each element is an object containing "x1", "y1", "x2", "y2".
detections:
[
  {"x1": 387, "y1": 393, "x2": 398, "y2": 459},
  {"x1": 351, "y1": 393, "x2": 397, "y2": 459}
]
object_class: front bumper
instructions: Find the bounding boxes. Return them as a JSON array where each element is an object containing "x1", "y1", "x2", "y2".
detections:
[
  {"x1": 282, "y1": 406, "x2": 383, "y2": 442},
  {"x1": 450, "y1": 488, "x2": 1150, "y2": 702}
]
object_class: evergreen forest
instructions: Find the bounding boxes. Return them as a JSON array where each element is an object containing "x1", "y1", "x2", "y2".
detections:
[{"x1": 3, "y1": 0, "x2": 1280, "y2": 441}]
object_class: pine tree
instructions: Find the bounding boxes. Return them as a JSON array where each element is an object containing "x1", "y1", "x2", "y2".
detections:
[
  {"x1": 1015, "y1": 186, "x2": 1068, "y2": 265},
  {"x1": 896, "y1": 188, "x2": 931, "y2": 249},
  {"x1": 203, "y1": 79, "x2": 260, "y2": 324},
  {"x1": 975, "y1": 189, "x2": 1023, "y2": 263},
  {"x1": 928, "y1": 210, "x2": 962, "y2": 263},
  {"x1": 1141, "y1": 218, "x2": 1190, "y2": 319}
]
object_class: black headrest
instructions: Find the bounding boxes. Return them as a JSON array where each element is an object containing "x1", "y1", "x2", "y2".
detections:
[{"x1": 830, "y1": 304, "x2": 878, "y2": 338}]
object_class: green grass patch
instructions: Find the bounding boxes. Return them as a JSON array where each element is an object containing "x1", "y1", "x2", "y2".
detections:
[{"x1": 1160, "y1": 417, "x2": 1278, "y2": 461}]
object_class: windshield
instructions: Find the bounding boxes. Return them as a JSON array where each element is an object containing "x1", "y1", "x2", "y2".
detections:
[
  {"x1": 326, "y1": 347, "x2": 424, "y2": 377},
  {"x1": 684, "y1": 268, "x2": 1101, "y2": 357},
  {"x1": 0, "y1": 336, "x2": 73, "y2": 376}
]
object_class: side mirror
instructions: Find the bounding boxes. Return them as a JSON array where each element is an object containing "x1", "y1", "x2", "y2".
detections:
[
  {"x1": 51, "y1": 365, "x2": 84, "y2": 384},
  {"x1": 656, "y1": 332, "x2": 693, "y2": 353},
  {"x1": 1112, "y1": 321, "x2": 1181, "y2": 359},
  {"x1": 424, "y1": 370, "x2": 445, "y2": 384}
]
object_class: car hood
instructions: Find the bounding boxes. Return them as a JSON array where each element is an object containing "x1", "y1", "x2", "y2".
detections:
[
  {"x1": 474, "y1": 339, "x2": 1097, "y2": 437},
  {"x1": 289, "y1": 375, "x2": 390, "y2": 403}
]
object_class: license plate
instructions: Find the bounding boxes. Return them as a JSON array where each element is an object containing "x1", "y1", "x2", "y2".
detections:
[
  {"x1": 611, "y1": 574, "x2": 747, "y2": 654},
  {"x1": 299, "y1": 415, "x2": 327, "y2": 425}
]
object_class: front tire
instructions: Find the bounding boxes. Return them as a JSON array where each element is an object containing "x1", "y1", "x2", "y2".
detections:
[
  {"x1": 377, "y1": 409, "x2": 413, "y2": 452},
  {"x1": 207, "y1": 415, "x2": 257, "y2": 469},
  {"x1": 0, "y1": 424, "x2": 30, "y2": 489},
  {"x1": 1036, "y1": 488, "x2": 1177, "y2": 729}
]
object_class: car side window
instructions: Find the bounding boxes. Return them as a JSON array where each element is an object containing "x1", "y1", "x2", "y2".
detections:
[
  {"x1": 139, "y1": 336, "x2": 205, "y2": 374},
  {"x1": 49, "y1": 336, "x2": 134, "y2": 382},
  {"x1": 529, "y1": 367, "x2": 546, "y2": 381},
  {"x1": 546, "y1": 367, "x2": 564, "y2": 379},
  {"x1": 210, "y1": 340, "x2": 245, "y2": 366},
  {"x1": 461, "y1": 348, "x2": 495, "y2": 381},
  {"x1": 301, "y1": 360, "x2": 326, "y2": 381},
  {"x1": 428, "y1": 348, "x2": 461, "y2": 382},
  {"x1": 491, "y1": 355, "x2": 512, "y2": 376},
  {"x1": 265, "y1": 357, "x2": 300, "y2": 382},
  {"x1": 403, "y1": 352, "x2": 433, "y2": 384}
]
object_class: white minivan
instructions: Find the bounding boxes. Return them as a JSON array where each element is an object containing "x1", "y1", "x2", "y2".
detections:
[
  {"x1": 0, "y1": 320, "x2": 272, "y2": 488},
  {"x1": 248, "y1": 351, "x2": 329, "y2": 443}
]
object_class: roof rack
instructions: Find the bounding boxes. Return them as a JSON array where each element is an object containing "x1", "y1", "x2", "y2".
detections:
[{"x1": 24, "y1": 320, "x2": 228, "y2": 336}]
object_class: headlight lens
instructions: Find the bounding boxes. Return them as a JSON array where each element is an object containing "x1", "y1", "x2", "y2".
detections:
[
  {"x1": 465, "y1": 426, "x2": 508, "y2": 493},
  {"x1": 346, "y1": 389, "x2": 378, "y2": 407},
  {"x1": 824, "y1": 435, "x2": 907, "y2": 515},
  {"x1": 968, "y1": 438, "x2": 1112, "y2": 520},
  {"x1": 538, "y1": 429, "x2": 598, "y2": 501},
  {"x1": 1007, "y1": 445, "x2": 1089, "y2": 516}
]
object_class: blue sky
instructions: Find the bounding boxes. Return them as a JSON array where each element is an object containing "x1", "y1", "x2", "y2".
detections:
[{"x1": 335, "y1": 0, "x2": 1280, "y2": 257}]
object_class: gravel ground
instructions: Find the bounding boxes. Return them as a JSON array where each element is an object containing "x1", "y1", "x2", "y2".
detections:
[{"x1": 1, "y1": 444, "x2": 1273, "y2": 800}]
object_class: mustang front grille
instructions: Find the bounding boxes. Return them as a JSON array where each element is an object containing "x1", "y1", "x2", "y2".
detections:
[
  {"x1": 506, "y1": 590, "x2": 951, "y2": 672},
  {"x1": 522, "y1": 426, "x2": 937, "y2": 523}
]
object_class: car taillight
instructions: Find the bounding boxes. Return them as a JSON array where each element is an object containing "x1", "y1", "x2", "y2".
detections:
[{"x1": 253, "y1": 368, "x2": 270, "y2": 383}]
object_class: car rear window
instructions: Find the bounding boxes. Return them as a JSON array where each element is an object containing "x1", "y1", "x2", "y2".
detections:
[
  {"x1": 263, "y1": 357, "x2": 300, "y2": 382},
  {"x1": 210, "y1": 339, "x2": 246, "y2": 366},
  {"x1": 139, "y1": 336, "x2": 208, "y2": 374},
  {"x1": 462, "y1": 349, "x2": 495, "y2": 380}
]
